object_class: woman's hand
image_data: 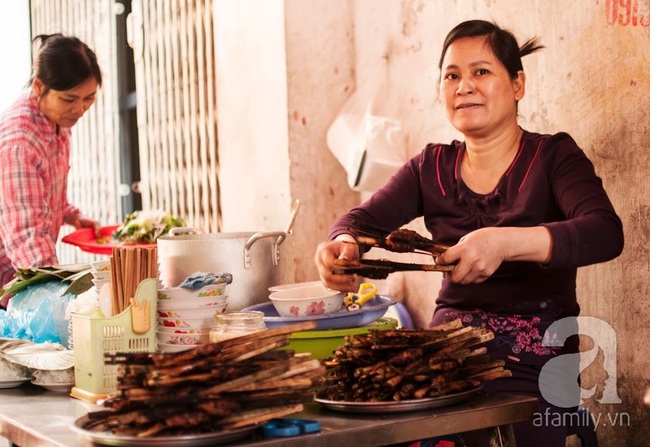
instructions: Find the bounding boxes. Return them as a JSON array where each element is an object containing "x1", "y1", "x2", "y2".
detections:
[
  {"x1": 436, "y1": 227, "x2": 508, "y2": 284},
  {"x1": 436, "y1": 226, "x2": 552, "y2": 284},
  {"x1": 314, "y1": 234, "x2": 360, "y2": 292},
  {"x1": 68, "y1": 213, "x2": 101, "y2": 238}
]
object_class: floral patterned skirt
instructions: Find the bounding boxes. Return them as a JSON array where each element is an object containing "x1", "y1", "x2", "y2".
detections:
[
  {"x1": 431, "y1": 307, "x2": 580, "y2": 403},
  {"x1": 431, "y1": 307, "x2": 581, "y2": 446}
]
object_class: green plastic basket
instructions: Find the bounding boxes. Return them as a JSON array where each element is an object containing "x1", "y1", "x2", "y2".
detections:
[
  {"x1": 286, "y1": 317, "x2": 398, "y2": 360},
  {"x1": 71, "y1": 278, "x2": 157, "y2": 402}
]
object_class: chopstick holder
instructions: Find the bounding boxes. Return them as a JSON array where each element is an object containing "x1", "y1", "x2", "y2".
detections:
[{"x1": 130, "y1": 297, "x2": 151, "y2": 334}]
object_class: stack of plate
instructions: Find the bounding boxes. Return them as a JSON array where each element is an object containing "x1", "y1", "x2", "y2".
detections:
[
  {"x1": 156, "y1": 283, "x2": 229, "y2": 353},
  {"x1": 89, "y1": 260, "x2": 111, "y2": 292}
]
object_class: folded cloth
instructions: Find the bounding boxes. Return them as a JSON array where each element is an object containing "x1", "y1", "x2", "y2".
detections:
[{"x1": 179, "y1": 272, "x2": 233, "y2": 290}]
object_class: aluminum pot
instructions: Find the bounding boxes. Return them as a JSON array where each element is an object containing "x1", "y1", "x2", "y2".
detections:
[{"x1": 157, "y1": 228, "x2": 298, "y2": 311}]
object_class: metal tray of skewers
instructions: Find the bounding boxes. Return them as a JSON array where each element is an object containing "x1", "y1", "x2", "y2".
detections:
[
  {"x1": 315, "y1": 318, "x2": 508, "y2": 414},
  {"x1": 71, "y1": 417, "x2": 256, "y2": 447},
  {"x1": 315, "y1": 385, "x2": 483, "y2": 414}
]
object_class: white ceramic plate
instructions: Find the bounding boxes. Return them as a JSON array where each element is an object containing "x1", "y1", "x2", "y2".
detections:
[
  {"x1": 0, "y1": 379, "x2": 29, "y2": 389},
  {"x1": 1, "y1": 343, "x2": 74, "y2": 370},
  {"x1": 31, "y1": 380, "x2": 74, "y2": 393}
]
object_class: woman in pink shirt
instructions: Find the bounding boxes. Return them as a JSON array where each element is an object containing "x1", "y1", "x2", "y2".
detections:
[{"x1": 0, "y1": 34, "x2": 102, "y2": 291}]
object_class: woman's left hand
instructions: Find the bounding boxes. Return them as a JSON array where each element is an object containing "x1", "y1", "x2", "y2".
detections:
[
  {"x1": 436, "y1": 226, "x2": 553, "y2": 284},
  {"x1": 435, "y1": 227, "x2": 507, "y2": 284},
  {"x1": 68, "y1": 213, "x2": 101, "y2": 238}
]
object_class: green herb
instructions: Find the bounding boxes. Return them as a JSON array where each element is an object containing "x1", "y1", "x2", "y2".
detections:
[{"x1": 112, "y1": 210, "x2": 186, "y2": 245}]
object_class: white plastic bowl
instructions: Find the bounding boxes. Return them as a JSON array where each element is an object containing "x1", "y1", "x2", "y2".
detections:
[
  {"x1": 91, "y1": 271, "x2": 111, "y2": 281},
  {"x1": 91, "y1": 278, "x2": 111, "y2": 290},
  {"x1": 156, "y1": 331, "x2": 210, "y2": 345},
  {"x1": 157, "y1": 283, "x2": 227, "y2": 300},
  {"x1": 269, "y1": 284, "x2": 344, "y2": 317},
  {"x1": 90, "y1": 260, "x2": 111, "y2": 272},
  {"x1": 157, "y1": 316, "x2": 215, "y2": 329},
  {"x1": 268, "y1": 280, "x2": 323, "y2": 294},
  {"x1": 156, "y1": 303, "x2": 228, "y2": 319},
  {"x1": 156, "y1": 326, "x2": 210, "y2": 334},
  {"x1": 157, "y1": 294, "x2": 228, "y2": 310},
  {"x1": 157, "y1": 343, "x2": 197, "y2": 353}
]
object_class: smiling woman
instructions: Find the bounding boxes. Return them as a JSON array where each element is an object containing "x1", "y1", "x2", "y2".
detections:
[
  {"x1": 0, "y1": 33, "x2": 103, "y2": 295},
  {"x1": 314, "y1": 19, "x2": 624, "y2": 447}
]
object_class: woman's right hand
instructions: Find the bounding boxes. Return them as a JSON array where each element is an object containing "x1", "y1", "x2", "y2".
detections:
[{"x1": 314, "y1": 235, "x2": 360, "y2": 292}]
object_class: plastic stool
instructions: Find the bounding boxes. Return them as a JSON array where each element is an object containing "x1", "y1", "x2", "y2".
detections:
[
  {"x1": 384, "y1": 302, "x2": 414, "y2": 329},
  {"x1": 566, "y1": 407, "x2": 599, "y2": 447}
]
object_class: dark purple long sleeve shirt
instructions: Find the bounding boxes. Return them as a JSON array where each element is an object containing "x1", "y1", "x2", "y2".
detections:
[{"x1": 329, "y1": 130, "x2": 624, "y2": 321}]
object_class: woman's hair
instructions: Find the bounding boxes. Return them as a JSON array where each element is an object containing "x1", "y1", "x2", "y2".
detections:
[
  {"x1": 31, "y1": 33, "x2": 102, "y2": 92},
  {"x1": 438, "y1": 20, "x2": 544, "y2": 79}
]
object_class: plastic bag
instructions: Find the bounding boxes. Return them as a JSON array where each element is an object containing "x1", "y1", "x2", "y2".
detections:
[
  {"x1": 326, "y1": 64, "x2": 406, "y2": 192},
  {"x1": 0, "y1": 280, "x2": 76, "y2": 345}
]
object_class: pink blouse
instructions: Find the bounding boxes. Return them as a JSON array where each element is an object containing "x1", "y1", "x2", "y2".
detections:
[{"x1": 0, "y1": 91, "x2": 79, "y2": 287}]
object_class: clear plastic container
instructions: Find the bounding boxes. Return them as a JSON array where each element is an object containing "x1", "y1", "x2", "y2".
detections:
[{"x1": 209, "y1": 311, "x2": 266, "y2": 342}]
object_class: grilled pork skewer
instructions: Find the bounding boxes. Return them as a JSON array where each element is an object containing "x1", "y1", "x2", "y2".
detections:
[
  {"x1": 356, "y1": 233, "x2": 449, "y2": 256},
  {"x1": 348, "y1": 223, "x2": 449, "y2": 257},
  {"x1": 332, "y1": 258, "x2": 455, "y2": 280}
]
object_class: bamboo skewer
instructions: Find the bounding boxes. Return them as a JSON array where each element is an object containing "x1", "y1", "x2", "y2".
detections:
[
  {"x1": 112, "y1": 248, "x2": 124, "y2": 314},
  {"x1": 124, "y1": 249, "x2": 133, "y2": 308},
  {"x1": 110, "y1": 254, "x2": 119, "y2": 317},
  {"x1": 332, "y1": 258, "x2": 455, "y2": 279},
  {"x1": 355, "y1": 235, "x2": 449, "y2": 256}
]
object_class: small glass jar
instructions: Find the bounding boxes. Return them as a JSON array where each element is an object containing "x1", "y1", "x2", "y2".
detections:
[{"x1": 209, "y1": 311, "x2": 267, "y2": 342}]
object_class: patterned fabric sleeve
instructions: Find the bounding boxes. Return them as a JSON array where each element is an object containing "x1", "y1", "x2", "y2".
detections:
[
  {"x1": 63, "y1": 204, "x2": 81, "y2": 225},
  {"x1": 0, "y1": 138, "x2": 59, "y2": 272}
]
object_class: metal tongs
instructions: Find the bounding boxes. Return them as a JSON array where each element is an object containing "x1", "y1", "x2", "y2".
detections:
[
  {"x1": 331, "y1": 220, "x2": 455, "y2": 279},
  {"x1": 332, "y1": 258, "x2": 454, "y2": 280}
]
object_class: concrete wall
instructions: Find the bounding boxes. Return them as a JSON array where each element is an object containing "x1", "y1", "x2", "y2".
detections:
[
  {"x1": 214, "y1": 0, "x2": 360, "y2": 287},
  {"x1": 214, "y1": 1, "x2": 650, "y2": 445}
]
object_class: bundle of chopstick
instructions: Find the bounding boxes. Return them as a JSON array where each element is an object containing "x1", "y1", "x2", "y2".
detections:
[
  {"x1": 80, "y1": 321, "x2": 322, "y2": 437},
  {"x1": 319, "y1": 318, "x2": 510, "y2": 402},
  {"x1": 110, "y1": 247, "x2": 158, "y2": 315}
]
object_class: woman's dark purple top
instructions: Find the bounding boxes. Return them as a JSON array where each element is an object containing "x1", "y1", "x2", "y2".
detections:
[{"x1": 328, "y1": 130, "x2": 623, "y2": 396}]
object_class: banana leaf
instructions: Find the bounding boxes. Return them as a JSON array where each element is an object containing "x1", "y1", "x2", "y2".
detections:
[{"x1": 1, "y1": 264, "x2": 93, "y2": 297}]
